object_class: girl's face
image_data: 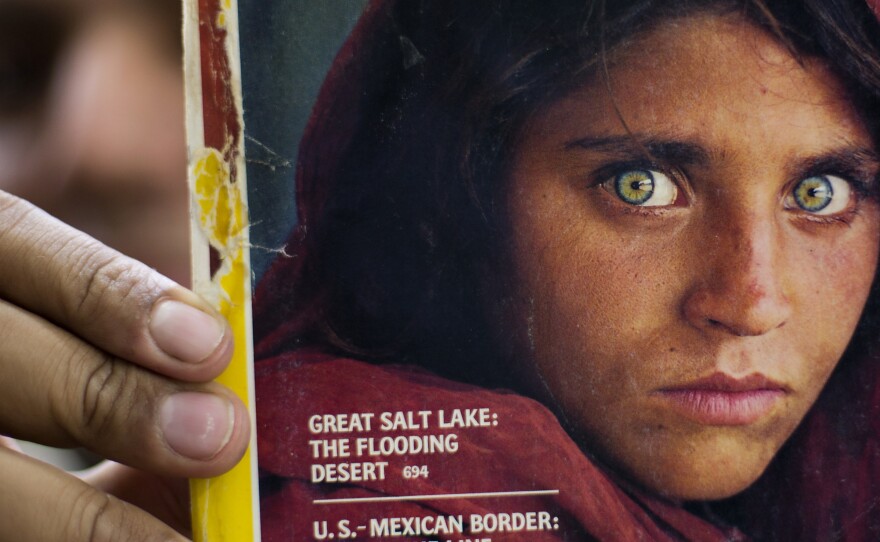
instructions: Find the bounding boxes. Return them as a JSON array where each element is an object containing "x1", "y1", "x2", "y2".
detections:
[{"x1": 505, "y1": 12, "x2": 880, "y2": 500}]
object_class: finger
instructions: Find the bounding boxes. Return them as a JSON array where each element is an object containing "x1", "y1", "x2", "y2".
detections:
[
  {"x1": 1, "y1": 447, "x2": 188, "y2": 542},
  {"x1": 1, "y1": 299, "x2": 248, "y2": 477},
  {"x1": 0, "y1": 436, "x2": 22, "y2": 452},
  {"x1": 0, "y1": 191, "x2": 231, "y2": 382},
  {"x1": 82, "y1": 462, "x2": 191, "y2": 537}
]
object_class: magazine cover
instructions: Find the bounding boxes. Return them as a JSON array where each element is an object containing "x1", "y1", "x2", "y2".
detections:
[{"x1": 184, "y1": 1, "x2": 880, "y2": 540}]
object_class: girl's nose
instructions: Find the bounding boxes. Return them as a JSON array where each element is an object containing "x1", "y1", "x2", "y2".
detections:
[{"x1": 682, "y1": 212, "x2": 792, "y2": 337}]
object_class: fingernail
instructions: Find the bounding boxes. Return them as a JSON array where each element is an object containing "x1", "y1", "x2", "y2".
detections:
[
  {"x1": 150, "y1": 300, "x2": 225, "y2": 363},
  {"x1": 160, "y1": 393, "x2": 234, "y2": 460}
]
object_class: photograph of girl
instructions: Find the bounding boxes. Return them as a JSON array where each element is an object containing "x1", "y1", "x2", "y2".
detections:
[{"x1": 247, "y1": 0, "x2": 880, "y2": 539}]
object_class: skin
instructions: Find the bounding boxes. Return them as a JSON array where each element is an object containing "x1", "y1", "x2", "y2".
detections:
[
  {"x1": 0, "y1": 193, "x2": 249, "y2": 540},
  {"x1": 505, "y1": 13, "x2": 880, "y2": 501}
]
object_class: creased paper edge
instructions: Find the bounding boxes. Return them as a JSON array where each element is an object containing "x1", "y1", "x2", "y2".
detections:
[{"x1": 183, "y1": 0, "x2": 260, "y2": 540}]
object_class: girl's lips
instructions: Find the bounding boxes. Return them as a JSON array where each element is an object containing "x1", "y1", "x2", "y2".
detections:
[{"x1": 655, "y1": 373, "x2": 788, "y2": 426}]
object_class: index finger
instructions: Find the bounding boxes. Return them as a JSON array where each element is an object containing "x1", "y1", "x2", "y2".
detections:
[
  {"x1": 1, "y1": 447, "x2": 190, "y2": 542},
  {"x1": 0, "y1": 191, "x2": 231, "y2": 381}
]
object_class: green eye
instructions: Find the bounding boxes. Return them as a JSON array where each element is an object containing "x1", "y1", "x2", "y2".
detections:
[
  {"x1": 613, "y1": 169, "x2": 678, "y2": 206},
  {"x1": 789, "y1": 175, "x2": 852, "y2": 215}
]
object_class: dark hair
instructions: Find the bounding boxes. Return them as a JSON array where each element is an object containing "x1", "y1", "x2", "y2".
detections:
[{"x1": 256, "y1": 0, "x2": 880, "y2": 381}]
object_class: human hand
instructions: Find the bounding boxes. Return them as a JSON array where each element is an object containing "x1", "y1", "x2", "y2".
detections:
[{"x1": 0, "y1": 191, "x2": 250, "y2": 540}]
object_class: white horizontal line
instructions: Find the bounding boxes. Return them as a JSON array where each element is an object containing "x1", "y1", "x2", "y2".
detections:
[{"x1": 314, "y1": 489, "x2": 559, "y2": 505}]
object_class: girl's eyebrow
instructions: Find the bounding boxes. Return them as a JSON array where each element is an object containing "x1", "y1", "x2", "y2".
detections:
[
  {"x1": 791, "y1": 147, "x2": 880, "y2": 187},
  {"x1": 566, "y1": 135, "x2": 880, "y2": 185},
  {"x1": 564, "y1": 134, "x2": 709, "y2": 166}
]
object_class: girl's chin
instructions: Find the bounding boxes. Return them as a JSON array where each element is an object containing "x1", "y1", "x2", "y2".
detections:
[{"x1": 602, "y1": 433, "x2": 783, "y2": 502}]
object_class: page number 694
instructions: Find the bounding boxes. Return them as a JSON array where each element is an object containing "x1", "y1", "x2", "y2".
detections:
[{"x1": 402, "y1": 465, "x2": 429, "y2": 479}]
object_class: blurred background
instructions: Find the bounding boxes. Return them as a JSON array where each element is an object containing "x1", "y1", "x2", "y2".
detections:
[{"x1": 0, "y1": 0, "x2": 189, "y2": 286}]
